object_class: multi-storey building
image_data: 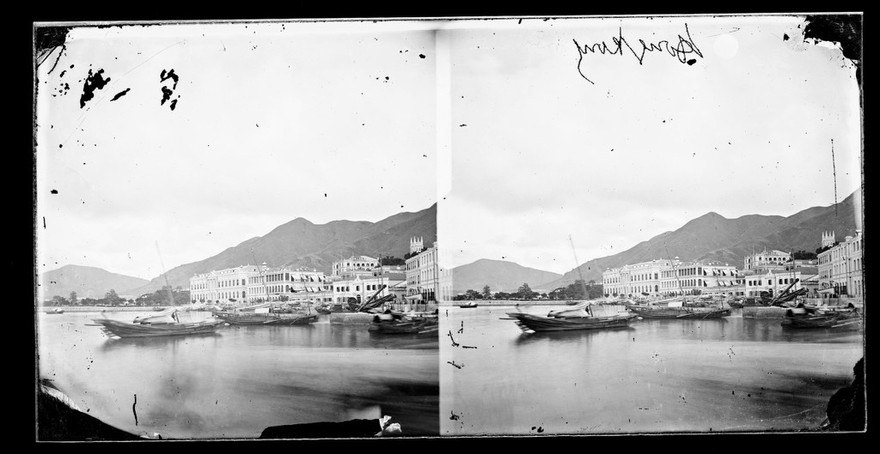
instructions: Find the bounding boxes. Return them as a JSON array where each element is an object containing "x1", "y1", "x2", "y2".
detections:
[
  {"x1": 189, "y1": 265, "x2": 258, "y2": 304},
  {"x1": 743, "y1": 249, "x2": 791, "y2": 272},
  {"x1": 604, "y1": 259, "x2": 742, "y2": 297},
  {"x1": 331, "y1": 255, "x2": 380, "y2": 280},
  {"x1": 817, "y1": 230, "x2": 864, "y2": 298},
  {"x1": 247, "y1": 267, "x2": 331, "y2": 303},
  {"x1": 329, "y1": 274, "x2": 406, "y2": 305},
  {"x1": 405, "y1": 237, "x2": 439, "y2": 303},
  {"x1": 743, "y1": 269, "x2": 805, "y2": 297}
]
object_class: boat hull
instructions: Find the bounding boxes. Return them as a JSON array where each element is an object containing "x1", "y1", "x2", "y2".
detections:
[
  {"x1": 781, "y1": 311, "x2": 861, "y2": 329},
  {"x1": 506, "y1": 312, "x2": 636, "y2": 332},
  {"x1": 630, "y1": 307, "x2": 730, "y2": 319},
  {"x1": 92, "y1": 319, "x2": 222, "y2": 338},
  {"x1": 369, "y1": 318, "x2": 439, "y2": 334},
  {"x1": 215, "y1": 313, "x2": 318, "y2": 326}
]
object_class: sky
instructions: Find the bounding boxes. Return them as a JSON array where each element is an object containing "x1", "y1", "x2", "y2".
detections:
[
  {"x1": 36, "y1": 20, "x2": 440, "y2": 280},
  {"x1": 437, "y1": 15, "x2": 862, "y2": 274},
  {"x1": 35, "y1": 15, "x2": 862, "y2": 282}
]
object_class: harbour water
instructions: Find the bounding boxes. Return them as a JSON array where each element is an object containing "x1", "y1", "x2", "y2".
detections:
[
  {"x1": 37, "y1": 311, "x2": 439, "y2": 439},
  {"x1": 440, "y1": 304, "x2": 863, "y2": 436}
]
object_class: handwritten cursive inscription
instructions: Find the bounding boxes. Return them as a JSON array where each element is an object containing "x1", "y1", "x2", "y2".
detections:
[{"x1": 573, "y1": 23, "x2": 703, "y2": 84}]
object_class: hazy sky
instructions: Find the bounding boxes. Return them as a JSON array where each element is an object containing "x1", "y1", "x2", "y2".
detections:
[
  {"x1": 437, "y1": 15, "x2": 862, "y2": 273},
  {"x1": 36, "y1": 15, "x2": 862, "y2": 281},
  {"x1": 36, "y1": 20, "x2": 440, "y2": 280}
]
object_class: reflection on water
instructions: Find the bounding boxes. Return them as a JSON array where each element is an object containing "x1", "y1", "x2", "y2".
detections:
[
  {"x1": 37, "y1": 311, "x2": 438, "y2": 439},
  {"x1": 440, "y1": 305, "x2": 863, "y2": 436}
]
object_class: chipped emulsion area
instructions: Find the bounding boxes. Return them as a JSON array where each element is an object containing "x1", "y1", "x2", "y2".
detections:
[
  {"x1": 802, "y1": 15, "x2": 862, "y2": 85},
  {"x1": 79, "y1": 69, "x2": 111, "y2": 108},
  {"x1": 110, "y1": 88, "x2": 131, "y2": 102},
  {"x1": 159, "y1": 69, "x2": 180, "y2": 110}
]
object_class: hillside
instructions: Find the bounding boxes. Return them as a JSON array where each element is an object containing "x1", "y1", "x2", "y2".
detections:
[
  {"x1": 127, "y1": 204, "x2": 437, "y2": 295},
  {"x1": 40, "y1": 265, "x2": 150, "y2": 300},
  {"x1": 542, "y1": 190, "x2": 861, "y2": 289},
  {"x1": 452, "y1": 259, "x2": 562, "y2": 293}
]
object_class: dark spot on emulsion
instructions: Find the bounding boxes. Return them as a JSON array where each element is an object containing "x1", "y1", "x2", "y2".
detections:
[
  {"x1": 110, "y1": 88, "x2": 130, "y2": 102},
  {"x1": 687, "y1": 59, "x2": 697, "y2": 65},
  {"x1": 79, "y1": 69, "x2": 111, "y2": 108},
  {"x1": 51, "y1": 189, "x2": 58, "y2": 194},
  {"x1": 160, "y1": 69, "x2": 179, "y2": 89},
  {"x1": 783, "y1": 33, "x2": 790, "y2": 41},
  {"x1": 169, "y1": 99, "x2": 178, "y2": 111},
  {"x1": 419, "y1": 54, "x2": 426, "y2": 59},
  {"x1": 161, "y1": 86, "x2": 173, "y2": 105}
]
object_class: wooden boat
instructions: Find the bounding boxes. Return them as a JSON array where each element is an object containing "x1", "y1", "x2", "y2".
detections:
[
  {"x1": 629, "y1": 305, "x2": 731, "y2": 319},
  {"x1": 368, "y1": 310, "x2": 438, "y2": 334},
  {"x1": 781, "y1": 307, "x2": 861, "y2": 330},
  {"x1": 458, "y1": 302, "x2": 478, "y2": 308},
  {"x1": 506, "y1": 311, "x2": 636, "y2": 332},
  {"x1": 214, "y1": 311, "x2": 318, "y2": 326},
  {"x1": 45, "y1": 308, "x2": 65, "y2": 314},
  {"x1": 369, "y1": 316, "x2": 439, "y2": 334},
  {"x1": 92, "y1": 317, "x2": 223, "y2": 338}
]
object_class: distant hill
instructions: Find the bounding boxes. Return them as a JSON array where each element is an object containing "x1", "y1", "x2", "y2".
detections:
[
  {"x1": 542, "y1": 190, "x2": 861, "y2": 289},
  {"x1": 127, "y1": 204, "x2": 437, "y2": 295},
  {"x1": 40, "y1": 265, "x2": 150, "y2": 300},
  {"x1": 452, "y1": 259, "x2": 562, "y2": 293}
]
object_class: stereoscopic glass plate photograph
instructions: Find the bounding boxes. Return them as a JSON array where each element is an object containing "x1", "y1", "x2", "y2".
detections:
[{"x1": 34, "y1": 12, "x2": 864, "y2": 442}]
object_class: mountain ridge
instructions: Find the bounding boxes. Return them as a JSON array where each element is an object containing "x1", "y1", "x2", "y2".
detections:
[
  {"x1": 539, "y1": 190, "x2": 861, "y2": 289},
  {"x1": 126, "y1": 204, "x2": 437, "y2": 295}
]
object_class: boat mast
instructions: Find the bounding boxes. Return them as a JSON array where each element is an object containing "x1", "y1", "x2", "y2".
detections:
[
  {"x1": 569, "y1": 235, "x2": 592, "y2": 315},
  {"x1": 155, "y1": 242, "x2": 175, "y2": 308}
]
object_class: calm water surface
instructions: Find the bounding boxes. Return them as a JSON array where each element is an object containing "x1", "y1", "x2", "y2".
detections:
[
  {"x1": 37, "y1": 311, "x2": 438, "y2": 439},
  {"x1": 439, "y1": 305, "x2": 864, "y2": 436}
]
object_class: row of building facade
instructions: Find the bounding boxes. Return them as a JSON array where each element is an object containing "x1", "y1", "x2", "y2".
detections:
[
  {"x1": 601, "y1": 229, "x2": 863, "y2": 300},
  {"x1": 189, "y1": 236, "x2": 453, "y2": 306}
]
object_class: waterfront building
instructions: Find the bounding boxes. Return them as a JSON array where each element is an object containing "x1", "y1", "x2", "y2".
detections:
[
  {"x1": 603, "y1": 259, "x2": 673, "y2": 297},
  {"x1": 330, "y1": 255, "x2": 380, "y2": 280},
  {"x1": 660, "y1": 262, "x2": 742, "y2": 296},
  {"x1": 604, "y1": 259, "x2": 742, "y2": 297},
  {"x1": 247, "y1": 266, "x2": 331, "y2": 304},
  {"x1": 190, "y1": 265, "x2": 259, "y2": 304},
  {"x1": 743, "y1": 269, "x2": 807, "y2": 298},
  {"x1": 743, "y1": 249, "x2": 792, "y2": 272},
  {"x1": 329, "y1": 274, "x2": 406, "y2": 305},
  {"x1": 405, "y1": 237, "x2": 440, "y2": 303},
  {"x1": 817, "y1": 230, "x2": 864, "y2": 299}
]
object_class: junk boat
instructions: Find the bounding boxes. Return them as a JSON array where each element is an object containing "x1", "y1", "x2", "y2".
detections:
[
  {"x1": 505, "y1": 303, "x2": 636, "y2": 333},
  {"x1": 92, "y1": 309, "x2": 223, "y2": 338}
]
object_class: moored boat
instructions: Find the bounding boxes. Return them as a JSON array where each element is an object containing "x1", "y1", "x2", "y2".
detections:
[
  {"x1": 506, "y1": 312, "x2": 636, "y2": 332},
  {"x1": 629, "y1": 305, "x2": 730, "y2": 319},
  {"x1": 506, "y1": 303, "x2": 636, "y2": 333},
  {"x1": 45, "y1": 307, "x2": 65, "y2": 314},
  {"x1": 781, "y1": 305, "x2": 862, "y2": 330},
  {"x1": 368, "y1": 309, "x2": 439, "y2": 334},
  {"x1": 92, "y1": 311, "x2": 223, "y2": 338},
  {"x1": 458, "y1": 302, "x2": 478, "y2": 308}
]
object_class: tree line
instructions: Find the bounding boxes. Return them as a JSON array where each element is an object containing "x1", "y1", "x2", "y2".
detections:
[
  {"x1": 45, "y1": 286, "x2": 191, "y2": 307},
  {"x1": 453, "y1": 280, "x2": 604, "y2": 301}
]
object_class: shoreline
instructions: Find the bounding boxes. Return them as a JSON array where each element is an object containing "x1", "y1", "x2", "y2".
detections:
[{"x1": 37, "y1": 306, "x2": 200, "y2": 313}]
